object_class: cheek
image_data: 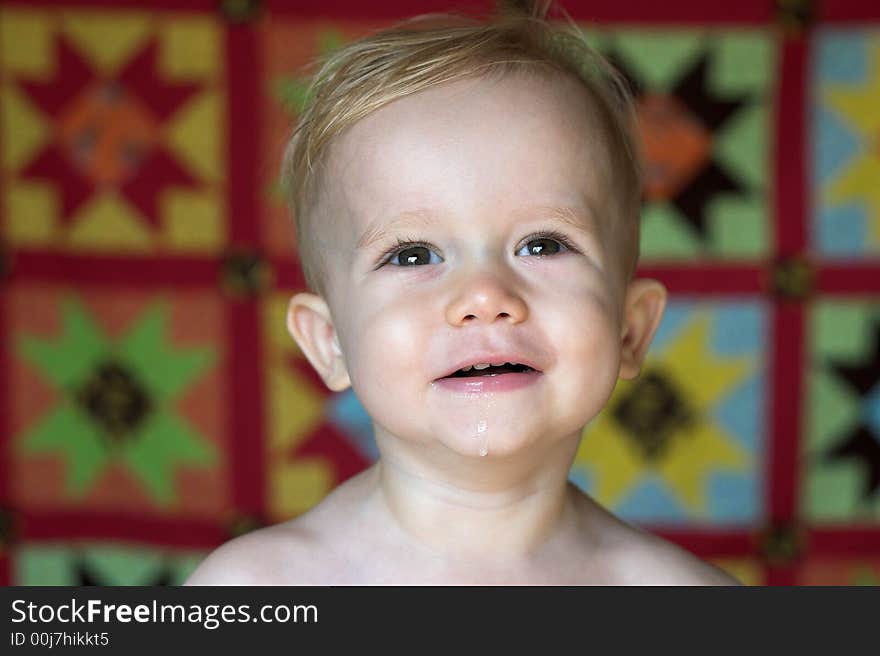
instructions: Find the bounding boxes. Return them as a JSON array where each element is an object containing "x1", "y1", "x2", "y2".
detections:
[
  {"x1": 545, "y1": 270, "x2": 620, "y2": 343},
  {"x1": 343, "y1": 292, "x2": 432, "y2": 400},
  {"x1": 546, "y1": 288, "x2": 622, "y2": 395}
]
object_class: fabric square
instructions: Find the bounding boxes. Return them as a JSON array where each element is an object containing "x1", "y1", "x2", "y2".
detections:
[
  {"x1": 587, "y1": 28, "x2": 776, "y2": 262},
  {"x1": 6, "y1": 283, "x2": 231, "y2": 519},
  {"x1": 811, "y1": 29, "x2": 880, "y2": 258},
  {"x1": 0, "y1": 8, "x2": 227, "y2": 254},
  {"x1": 572, "y1": 300, "x2": 770, "y2": 525}
]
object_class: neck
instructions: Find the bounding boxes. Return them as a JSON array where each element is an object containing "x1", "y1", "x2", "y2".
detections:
[{"x1": 366, "y1": 433, "x2": 584, "y2": 565}]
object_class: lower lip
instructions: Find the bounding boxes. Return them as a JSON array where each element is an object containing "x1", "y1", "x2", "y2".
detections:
[{"x1": 433, "y1": 371, "x2": 542, "y2": 393}]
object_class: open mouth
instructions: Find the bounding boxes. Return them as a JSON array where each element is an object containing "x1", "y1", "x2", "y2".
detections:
[{"x1": 444, "y1": 363, "x2": 536, "y2": 378}]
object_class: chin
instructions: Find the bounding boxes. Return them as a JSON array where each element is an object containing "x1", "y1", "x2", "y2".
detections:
[{"x1": 450, "y1": 430, "x2": 550, "y2": 460}]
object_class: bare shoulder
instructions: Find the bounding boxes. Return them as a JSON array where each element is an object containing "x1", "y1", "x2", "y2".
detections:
[
  {"x1": 183, "y1": 521, "x2": 319, "y2": 586},
  {"x1": 611, "y1": 529, "x2": 742, "y2": 586},
  {"x1": 571, "y1": 490, "x2": 741, "y2": 586},
  {"x1": 185, "y1": 467, "x2": 377, "y2": 586}
]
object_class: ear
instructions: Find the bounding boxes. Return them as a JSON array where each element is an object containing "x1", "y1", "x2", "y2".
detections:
[
  {"x1": 286, "y1": 292, "x2": 351, "y2": 392},
  {"x1": 618, "y1": 278, "x2": 668, "y2": 380}
]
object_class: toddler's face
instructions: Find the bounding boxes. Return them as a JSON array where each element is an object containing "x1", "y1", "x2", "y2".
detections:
[{"x1": 309, "y1": 71, "x2": 631, "y2": 459}]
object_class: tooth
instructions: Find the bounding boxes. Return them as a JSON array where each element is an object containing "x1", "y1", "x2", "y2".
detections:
[
  {"x1": 473, "y1": 363, "x2": 491, "y2": 370},
  {"x1": 491, "y1": 362, "x2": 505, "y2": 367},
  {"x1": 460, "y1": 365, "x2": 474, "y2": 372}
]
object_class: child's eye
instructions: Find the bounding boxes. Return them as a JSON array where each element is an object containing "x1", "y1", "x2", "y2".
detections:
[
  {"x1": 380, "y1": 241, "x2": 443, "y2": 267},
  {"x1": 515, "y1": 231, "x2": 576, "y2": 257},
  {"x1": 377, "y1": 230, "x2": 578, "y2": 268}
]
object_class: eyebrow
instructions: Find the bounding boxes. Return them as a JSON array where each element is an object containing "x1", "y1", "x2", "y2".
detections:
[
  {"x1": 357, "y1": 209, "x2": 437, "y2": 251},
  {"x1": 356, "y1": 204, "x2": 597, "y2": 251}
]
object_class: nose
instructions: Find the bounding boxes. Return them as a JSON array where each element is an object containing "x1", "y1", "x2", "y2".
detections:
[{"x1": 444, "y1": 272, "x2": 529, "y2": 326}]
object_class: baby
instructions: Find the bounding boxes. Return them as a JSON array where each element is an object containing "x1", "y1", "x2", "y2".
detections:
[{"x1": 187, "y1": 3, "x2": 740, "y2": 585}]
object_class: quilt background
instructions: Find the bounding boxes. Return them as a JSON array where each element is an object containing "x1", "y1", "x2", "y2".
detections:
[{"x1": 1, "y1": 0, "x2": 879, "y2": 586}]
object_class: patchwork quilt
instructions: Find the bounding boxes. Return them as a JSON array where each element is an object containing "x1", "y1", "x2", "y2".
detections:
[{"x1": 0, "y1": 0, "x2": 878, "y2": 585}]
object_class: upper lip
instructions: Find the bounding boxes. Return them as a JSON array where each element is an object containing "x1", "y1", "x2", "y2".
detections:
[{"x1": 435, "y1": 354, "x2": 543, "y2": 380}]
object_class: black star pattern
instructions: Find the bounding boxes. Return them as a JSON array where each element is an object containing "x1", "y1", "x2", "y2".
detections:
[
  {"x1": 673, "y1": 55, "x2": 743, "y2": 132},
  {"x1": 829, "y1": 320, "x2": 880, "y2": 396},
  {"x1": 606, "y1": 44, "x2": 750, "y2": 242},
  {"x1": 612, "y1": 368, "x2": 698, "y2": 461},
  {"x1": 825, "y1": 426, "x2": 880, "y2": 500},
  {"x1": 73, "y1": 360, "x2": 153, "y2": 446},
  {"x1": 825, "y1": 319, "x2": 880, "y2": 501}
]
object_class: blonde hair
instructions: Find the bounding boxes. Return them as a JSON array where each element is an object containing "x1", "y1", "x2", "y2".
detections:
[{"x1": 282, "y1": 1, "x2": 641, "y2": 297}]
